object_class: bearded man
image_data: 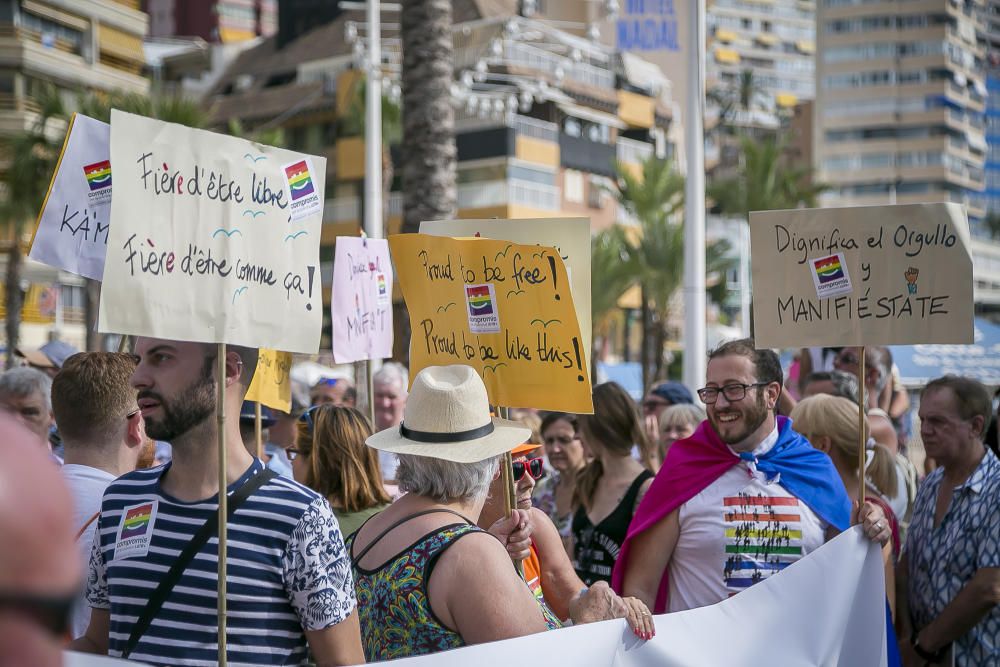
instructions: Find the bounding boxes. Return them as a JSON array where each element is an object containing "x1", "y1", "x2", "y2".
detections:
[
  {"x1": 612, "y1": 338, "x2": 891, "y2": 613},
  {"x1": 71, "y1": 338, "x2": 364, "y2": 666}
]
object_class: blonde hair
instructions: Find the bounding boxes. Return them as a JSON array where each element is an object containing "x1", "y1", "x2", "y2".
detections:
[
  {"x1": 658, "y1": 404, "x2": 705, "y2": 434},
  {"x1": 789, "y1": 394, "x2": 898, "y2": 498},
  {"x1": 297, "y1": 405, "x2": 391, "y2": 513}
]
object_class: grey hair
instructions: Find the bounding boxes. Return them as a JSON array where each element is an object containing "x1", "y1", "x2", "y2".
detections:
[
  {"x1": 867, "y1": 346, "x2": 891, "y2": 393},
  {"x1": 805, "y1": 370, "x2": 860, "y2": 404},
  {"x1": 0, "y1": 367, "x2": 52, "y2": 411},
  {"x1": 396, "y1": 453, "x2": 499, "y2": 502},
  {"x1": 659, "y1": 403, "x2": 706, "y2": 431},
  {"x1": 373, "y1": 362, "x2": 408, "y2": 394}
]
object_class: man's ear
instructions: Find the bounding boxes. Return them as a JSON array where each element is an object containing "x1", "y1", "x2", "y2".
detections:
[
  {"x1": 766, "y1": 382, "x2": 781, "y2": 410},
  {"x1": 969, "y1": 414, "x2": 986, "y2": 440},
  {"x1": 224, "y1": 350, "x2": 244, "y2": 388},
  {"x1": 125, "y1": 411, "x2": 145, "y2": 449},
  {"x1": 812, "y1": 434, "x2": 832, "y2": 454}
]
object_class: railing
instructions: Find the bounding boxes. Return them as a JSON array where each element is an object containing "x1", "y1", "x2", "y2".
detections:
[
  {"x1": 617, "y1": 137, "x2": 654, "y2": 165},
  {"x1": 456, "y1": 178, "x2": 561, "y2": 211},
  {"x1": 387, "y1": 191, "x2": 403, "y2": 217},
  {"x1": 458, "y1": 180, "x2": 508, "y2": 209},
  {"x1": 512, "y1": 114, "x2": 558, "y2": 142},
  {"x1": 327, "y1": 196, "x2": 361, "y2": 222},
  {"x1": 510, "y1": 180, "x2": 559, "y2": 210}
]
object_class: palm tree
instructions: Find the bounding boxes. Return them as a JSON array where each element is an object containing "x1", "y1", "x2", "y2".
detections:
[
  {"x1": 707, "y1": 136, "x2": 827, "y2": 219},
  {"x1": 611, "y1": 156, "x2": 736, "y2": 385},
  {"x1": 707, "y1": 69, "x2": 766, "y2": 135},
  {"x1": 398, "y1": 0, "x2": 457, "y2": 361},
  {"x1": 591, "y1": 226, "x2": 637, "y2": 368},
  {"x1": 1, "y1": 85, "x2": 207, "y2": 356}
]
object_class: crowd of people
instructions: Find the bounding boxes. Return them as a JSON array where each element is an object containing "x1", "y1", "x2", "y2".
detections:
[{"x1": 0, "y1": 336, "x2": 996, "y2": 666}]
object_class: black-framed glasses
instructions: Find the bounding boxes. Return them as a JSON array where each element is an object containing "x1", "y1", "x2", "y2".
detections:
[
  {"x1": 0, "y1": 591, "x2": 75, "y2": 636},
  {"x1": 697, "y1": 382, "x2": 769, "y2": 404},
  {"x1": 513, "y1": 458, "x2": 545, "y2": 482}
]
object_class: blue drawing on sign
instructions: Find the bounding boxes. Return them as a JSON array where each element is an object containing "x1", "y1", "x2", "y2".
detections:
[
  {"x1": 284, "y1": 231, "x2": 308, "y2": 242},
  {"x1": 243, "y1": 209, "x2": 265, "y2": 219},
  {"x1": 244, "y1": 153, "x2": 266, "y2": 163},
  {"x1": 213, "y1": 228, "x2": 243, "y2": 239},
  {"x1": 232, "y1": 286, "x2": 248, "y2": 304}
]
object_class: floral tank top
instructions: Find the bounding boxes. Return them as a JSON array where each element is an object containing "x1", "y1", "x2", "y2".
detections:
[{"x1": 347, "y1": 520, "x2": 561, "y2": 661}]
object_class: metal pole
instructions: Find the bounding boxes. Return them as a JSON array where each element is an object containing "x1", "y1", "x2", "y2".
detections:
[
  {"x1": 740, "y1": 221, "x2": 751, "y2": 337},
  {"x1": 216, "y1": 343, "x2": 228, "y2": 666},
  {"x1": 683, "y1": 0, "x2": 707, "y2": 388},
  {"x1": 364, "y1": 0, "x2": 383, "y2": 241}
]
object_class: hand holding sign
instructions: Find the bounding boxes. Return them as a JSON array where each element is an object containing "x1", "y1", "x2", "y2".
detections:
[{"x1": 390, "y1": 234, "x2": 593, "y2": 413}]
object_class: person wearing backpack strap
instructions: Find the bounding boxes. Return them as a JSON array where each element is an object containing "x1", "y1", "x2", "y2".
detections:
[{"x1": 70, "y1": 338, "x2": 364, "y2": 666}]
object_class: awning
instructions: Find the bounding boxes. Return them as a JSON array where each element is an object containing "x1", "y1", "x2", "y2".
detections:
[
  {"x1": 776, "y1": 92, "x2": 798, "y2": 108},
  {"x1": 972, "y1": 79, "x2": 987, "y2": 97},
  {"x1": 755, "y1": 33, "x2": 779, "y2": 46},
  {"x1": 557, "y1": 101, "x2": 626, "y2": 129},
  {"x1": 620, "y1": 52, "x2": 670, "y2": 97},
  {"x1": 953, "y1": 71, "x2": 967, "y2": 87},
  {"x1": 99, "y1": 24, "x2": 145, "y2": 63},
  {"x1": 715, "y1": 29, "x2": 737, "y2": 43},
  {"x1": 714, "y1": 47, "x2": 740, "y2": 65},
  {"x1": 795, "y1": 40, "x2": 815, "y2": 54}
]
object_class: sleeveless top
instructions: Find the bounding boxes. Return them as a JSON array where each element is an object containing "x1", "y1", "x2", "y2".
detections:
[
  {"x1": 346, "y1": 510, "x2": 561, "y2": 662},
  {"x1": 572, "y1": 470, "x2": 654, "y2": 585}
]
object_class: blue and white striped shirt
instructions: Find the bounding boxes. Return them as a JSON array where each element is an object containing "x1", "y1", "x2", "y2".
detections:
[{"x1": 86, "y1": 459, "x2": 355, "y2": 666}]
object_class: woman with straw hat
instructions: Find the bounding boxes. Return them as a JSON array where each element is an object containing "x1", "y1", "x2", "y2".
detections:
[{"x1": 347, "y1": 365, "x2": 654, "y2": 661}]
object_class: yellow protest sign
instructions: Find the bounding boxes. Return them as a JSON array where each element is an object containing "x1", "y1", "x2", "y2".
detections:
[
  {"x1": 389, "y1": 234, "x2": 593, "y2": 413},
  {"x1": 245, "y1": 349, "x2": 292, "y2": 412}
]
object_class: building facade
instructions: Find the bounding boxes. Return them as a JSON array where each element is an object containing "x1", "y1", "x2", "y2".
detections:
[
  {"x1": 0, "y1": 0, "x2": 149, "y2": 350},
  {"x1": 145, "y1": 0, "x2": 276, "y2": 44}
]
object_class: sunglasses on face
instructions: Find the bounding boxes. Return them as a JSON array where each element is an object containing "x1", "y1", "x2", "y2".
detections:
[
  {"x1": 512, "y1": 458, "x2": 545, "y2": 482},
  {"x1": 298, "y1": 405, "x2": 320, "y2": 432},
  {"x1": 0, "y1": 590, "x2": 75, "y2": 637},
  {"x1": 315, "y1": 378, "x2": 339, "y2": 387}
]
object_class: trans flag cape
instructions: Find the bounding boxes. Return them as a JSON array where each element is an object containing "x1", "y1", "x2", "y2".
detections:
[{"x1": 610, "y1": 415, "x2": 851, "y2": 612}]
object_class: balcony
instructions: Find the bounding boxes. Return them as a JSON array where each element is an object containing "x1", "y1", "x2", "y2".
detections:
[
  {"x1": 456, "y1": 179, "x2": 560, "y2": 211},
  {"x1": 617, "y1": 137, "x2": 655, "y2": 166},
  {"x1": 559, "y1": 134, "x2": 617, "y2": 178}
]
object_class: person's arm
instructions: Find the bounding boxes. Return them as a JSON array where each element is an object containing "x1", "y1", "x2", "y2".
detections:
[
  {"x1": 431, "y1": 531, "x2": 550, "y2": 645},
  {"x1": 529, "y1": 507, "x2": 584, "y2": 621},
  {"x1": 305, "y1": 611, "x2": 365, "y2": 667},
  {"x1": 286, "y1": 500, "x2": 364, "y2": 665},
  {"x1": 68, "y1": 608, "x2": 109, "y2": 654},
  {"x1": 910, "y1": 567, "x2": 1000, "y2": 658},
  {"x1": 621, "y1": 508, "x2": 680, "y2": 610},
  {"x1": 895, "y1": 555, "x2": 923, "y2": 667}
]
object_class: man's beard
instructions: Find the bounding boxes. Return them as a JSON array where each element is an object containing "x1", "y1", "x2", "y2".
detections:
[
  {"x1": 709, "y1": 391, "x2": 769, "y2": 446},
  {"x1": 142, "y1": 366, "x2": 216, "y2": 442}
]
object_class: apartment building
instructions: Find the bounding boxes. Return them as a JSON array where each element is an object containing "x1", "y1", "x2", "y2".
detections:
[
  {"x1": 0, "y1": 0, "x2": 149, "y2": 349},
  {"x1": 145, "y1": 0, "x2": 277, "y2": 44}
]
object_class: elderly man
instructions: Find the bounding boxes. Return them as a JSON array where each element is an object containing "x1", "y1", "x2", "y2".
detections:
[
  {"x1": 371, "y1": 362, "x2": 409, "y2": 483},
  {"x1": 310, "y1": 377, "x2": 355, "y2": 407},
  {"x1": 0, "y1": 413, "x2": 81, "y2": 666},
  {"x1": 896, "y1": 376, "x2": 999, "y2": 666},
  {"x1": 0, "y1": 367, "x2": 56, "y2": 458},
  {"x1": 71, "y1": 337, "x2": 363, "y2": 665},
  {"x1": 614, "y1": 338, "x2": 890, "y2": 613}
]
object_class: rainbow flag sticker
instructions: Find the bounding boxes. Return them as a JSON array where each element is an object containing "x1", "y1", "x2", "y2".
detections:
[
  {"x1": 83, "y1": 160, "x2": 111, "y2": 191},
  {"x1": 121, "y1": 502, "x2": 154, "y2": 539},
  {"x1": 284, "y1": 160, "x2": 315, "y2": 201},
  {"x1": 465, "y1": 283, "x2": 500, "y2": 333},
  {"x1": 809, "y1": 252, "x2": 852, "y2": 298},
  {"x1": 466, "y1": 285, "x2": 494, "y2": 315}
]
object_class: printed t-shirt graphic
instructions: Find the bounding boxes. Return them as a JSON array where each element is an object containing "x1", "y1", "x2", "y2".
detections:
[{"x1": 723, "y1": 492, "x2": 803, "y2": 593}]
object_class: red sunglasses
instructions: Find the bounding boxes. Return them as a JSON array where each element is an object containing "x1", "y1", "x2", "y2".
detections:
[{"x1": 512, "y1": 458, "x2": 545, "y2": 482}]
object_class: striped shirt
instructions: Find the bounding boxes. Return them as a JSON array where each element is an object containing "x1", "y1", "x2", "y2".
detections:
[{"x1": 85, "y1": 459, "x2": 355, "y2": 666}]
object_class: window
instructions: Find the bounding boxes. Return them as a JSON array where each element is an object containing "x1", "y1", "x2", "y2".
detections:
[{"x1": 564, "y1": 170, "x2": 584, "y2": 204}]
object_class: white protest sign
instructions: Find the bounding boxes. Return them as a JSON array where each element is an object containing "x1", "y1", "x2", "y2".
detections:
[
  {"x1": 331, "y1": 237, "x2": 394, "y2": 363},
  {"x1": 750, "y1": 203, "x2": 974, "y2": 349},
  {"x1": 367, "y1": 527, "x2": 887, "y2": 666},
  {"x1": 99, "y1": 110, "x2": 325, "y2": 353},
  {"x1": 420, "y1": 218, "x2": 592, "y2": 364},
  {"x1": 29, "y1": 113, "x2": 111, "y2": 280}
]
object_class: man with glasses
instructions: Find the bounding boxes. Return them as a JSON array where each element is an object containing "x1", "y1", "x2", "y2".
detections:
[
  {"x1": 71, "y1": 337, "x2": 364, "y2": 665},
  {"x1": 613, "y1": 338, "x2": 890, "y2": 614},
  {"x1": 0, "y1": 413, "x2": 81, "y2": 666},
  {"x1": 896, "y1": 375, "x2": 998, "y2": 666},
  {"x1": 51, "y1": 352, "x2": 147, "y2": 637}
]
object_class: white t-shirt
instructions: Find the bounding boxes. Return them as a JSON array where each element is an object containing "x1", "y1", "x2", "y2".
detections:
[
  {"x1": 62, "y1": 464, "x2": 116, "y2": 637},
  {"x1": 668, "y1": 428, "x2": 828, "y2": 612}
]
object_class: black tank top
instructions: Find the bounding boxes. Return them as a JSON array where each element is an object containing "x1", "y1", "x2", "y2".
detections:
[{"x1": 572, "y1": 469, "x2": 654, "y2": 585}]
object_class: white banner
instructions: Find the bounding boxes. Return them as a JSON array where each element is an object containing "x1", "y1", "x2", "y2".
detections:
[
  {"x1": 365, "y1": 527, "x2": 887, "y2": 666},
  {"x1": 29, "y1": 113, "x2": 111, "y2": 280},
  {"x1": 98, "y1": 110, "x2": 325, "y2": 353}
]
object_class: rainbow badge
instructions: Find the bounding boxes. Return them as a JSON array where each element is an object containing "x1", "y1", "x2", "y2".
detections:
[
  {"x1": 809, "y1": 252, "x2": 852, "y2": 299},
  {"x1": 114, "y1": 500, "x2": 158, "y2": 560},
  {"x1": 465, "y1": 283, "x2": 500, "y2": 333},
  {"x1": 376, "y1": 272, "x2": 390, "y2": 305},
  {"x1": 284, "y1": 160, "x2": 315, "y2": 201},
  {"x1": 83, "y1": 160, "x2": 112, "y2": 191}
]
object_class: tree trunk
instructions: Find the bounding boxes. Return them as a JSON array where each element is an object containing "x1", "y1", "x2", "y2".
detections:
[
  {"x1": 400, "y1": 0, "x2": 456, "y2": 236},
  {"x1": 4, "y1": 242, "x2": 23, "y2": 369},
  {"x1": 640, "y1": 284, "x2": 651, "y2": 391},
  {"x1": 652, "y1": 311, "x2": 668, "y2": 383}
]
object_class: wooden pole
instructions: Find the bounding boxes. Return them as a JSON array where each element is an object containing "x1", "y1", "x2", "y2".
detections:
[
  {"x1": 857, "y1": 346, "x2": 866, "y2": 508},
  {"x1": 117, "y1": 335, "x2": 130, "y2": 354},
  {"x1": 216, "y1": 343, "x2": 228, "y2": 666},
  {"x1": 366, "y1": 360, "x2": 375, "y2": 426},
  {"x1": 254, "y1": 402, "x2": 263, "y2": 459},
  {"x1": 498, "y1": 406, "x2": 523, "y2": 578}
]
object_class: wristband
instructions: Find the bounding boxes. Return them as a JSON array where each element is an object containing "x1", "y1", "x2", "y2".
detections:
[{"x1": 911, "y1": 630, "x2": 949, "y2": 663}]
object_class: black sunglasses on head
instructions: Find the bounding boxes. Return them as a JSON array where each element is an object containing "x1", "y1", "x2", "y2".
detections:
[
  {"x1": 299, "y1": 405, "x2": 320, "y2": 431},
  {"x1": 512, "y1": 458, "x2": 545, "y2": 482}
]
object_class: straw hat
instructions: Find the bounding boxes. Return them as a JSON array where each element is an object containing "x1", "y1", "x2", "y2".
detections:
[{"x1": 366, "y1": 365, "x2": 531, "y2": 463}]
